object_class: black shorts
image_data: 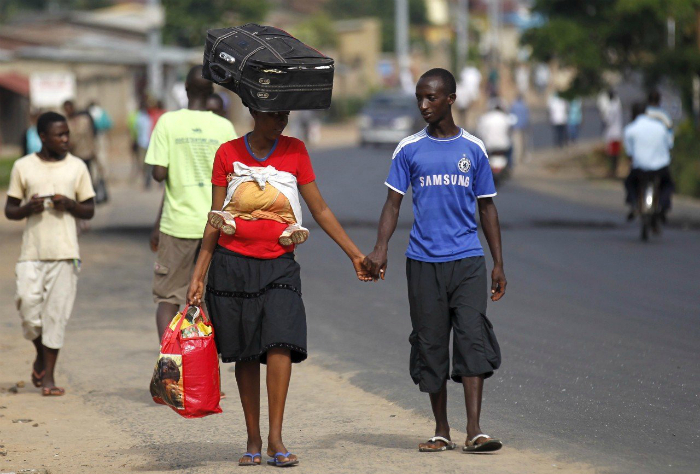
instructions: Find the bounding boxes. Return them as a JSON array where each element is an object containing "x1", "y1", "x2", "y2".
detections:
[
  {"x1": 406, "y1": 256, "x2": 501, "y2": 393},
  {"x1": 205, "y1": 247, "x2": 307, "y2": 364}
]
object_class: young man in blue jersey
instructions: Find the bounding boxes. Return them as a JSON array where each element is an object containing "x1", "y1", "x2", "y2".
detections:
[{"x1": 365, "y1": 68, "x2": 506, "y2": 453}]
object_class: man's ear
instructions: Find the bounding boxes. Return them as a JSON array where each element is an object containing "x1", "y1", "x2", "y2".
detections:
[{"x1": 448, "y1": 93, "x2": 456, "y2": 106}]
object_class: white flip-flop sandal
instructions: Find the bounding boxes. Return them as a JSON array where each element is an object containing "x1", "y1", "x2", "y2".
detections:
[
  {"x1": 418, "y1": 436, "x2": 457, "y2": 452},
  {"x1": 463, "y1": 433, "x2": 503, "y2": 452}
]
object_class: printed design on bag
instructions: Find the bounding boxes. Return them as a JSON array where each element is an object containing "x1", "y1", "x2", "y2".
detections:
[
  {"x1": 257, "y1": 92, "x2": 270, "y2": 99},
  {"x1": 150, "y1": 354, "x2": 184, "y2": 409},
  {"x1": 259, "y1": 78, "x2": 271, "y2": 85}
]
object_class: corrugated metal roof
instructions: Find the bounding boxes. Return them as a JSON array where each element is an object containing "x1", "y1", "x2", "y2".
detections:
[{"x1": 0, "y1": 72, "x2": 30, "y2": 96}]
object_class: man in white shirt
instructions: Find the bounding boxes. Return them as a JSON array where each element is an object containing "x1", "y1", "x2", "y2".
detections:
[
  {"x1": 547, "y1": 93, "x2": 568, "y2": 147},
  {"x1": 623, "y1": 91, "x2": 674, "y2": 220},
  {"x1": 4, "y1": 112, "x2": 96, "y2": 397},
  {"x1": 477, "y1": 100, "x2": 517, "y2": 165}
]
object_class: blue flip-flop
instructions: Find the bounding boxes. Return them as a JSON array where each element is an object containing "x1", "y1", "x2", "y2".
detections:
[
  {"x1": 267, "y1": 452, "x2": 299, "y2": 467},
  {"x1": 238, "y1": 452, "x2": 262, "y2": 466}
]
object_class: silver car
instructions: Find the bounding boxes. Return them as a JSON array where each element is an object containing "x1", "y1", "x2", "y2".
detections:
[{"x1": 358, "y1": 92, "x2": 424, "y2": 147}]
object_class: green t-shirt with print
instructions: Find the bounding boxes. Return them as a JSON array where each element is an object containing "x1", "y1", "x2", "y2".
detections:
[{"x1": 145, "y1": 109, "x2": 236, "y2": 239}]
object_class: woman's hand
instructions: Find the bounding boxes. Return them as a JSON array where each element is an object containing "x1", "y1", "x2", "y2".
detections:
[
  {"x1": 187, "y1": 277, "x2": 204, "y2": 306},
  {"x1": 352, "y1": 255, "x2": 373, "y2": 282}
]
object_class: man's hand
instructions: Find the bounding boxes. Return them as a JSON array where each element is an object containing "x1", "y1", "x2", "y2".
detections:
[
  {"x1": 187, "y1": 277, "x2": 204, "y2": 306},
  {"x1": 490, "y1": 264, "x2": 507, "y2": 301},
  {"x1": 352, "y1": 255, "x2": 373, "y2": 282},
  {"x1": 51, "y1": 194, "x2": 76, "y2": 213},
  {"x1": 150, "y1": 226, "x2": 160, "y2": 252},
  {"x1": 25, "y1": 195, "x2": 46, "y2": 215},
  {"x1": 363, "y1": 249, "x2": 388, "y2": 281}
]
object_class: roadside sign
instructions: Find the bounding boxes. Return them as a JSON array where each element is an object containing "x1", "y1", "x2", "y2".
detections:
[{"x1": 29, "y1": 72, "x2": 76, "y2": 108}]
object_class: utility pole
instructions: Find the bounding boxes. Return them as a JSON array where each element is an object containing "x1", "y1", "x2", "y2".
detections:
[
  {"x1": 395, "y1": 0, "x2": 413, "y2": 93},
  {"x1": 456, "y1": 0, "x2": 469, "y2": 72},
  {"x1": 147, "y1": 0, "x2": 164, "y2": 100}
]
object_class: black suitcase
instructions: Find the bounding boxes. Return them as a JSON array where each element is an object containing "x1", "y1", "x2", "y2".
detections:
[{"x1": 202, "y1": 24, "x2": 334, "y2": 112}]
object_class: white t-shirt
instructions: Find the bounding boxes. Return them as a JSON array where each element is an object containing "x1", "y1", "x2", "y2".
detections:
[
  {"x1": 477, "y1": 110, "x2": 516, "y2": 150},
  {"x1": 7, "y1": 153, "x2": 95, "y2": 261},
  {"x1": 548, "y1": 95, "x2": 568, "y2": 126}
]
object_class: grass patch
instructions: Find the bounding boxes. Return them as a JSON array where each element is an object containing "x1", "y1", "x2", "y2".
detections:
[{"x1": 0, "y1": 156, "x2": 19, "y2": 189}]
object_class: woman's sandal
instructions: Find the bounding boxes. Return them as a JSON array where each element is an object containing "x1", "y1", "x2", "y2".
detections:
[
  {"x1": 418, "y1": 436, "x2": 457, "y2": 452},
  {"x1": 463, "y1": 434, "x2": 503, "y2": 453},
  {"x1": 41, "y1": 386, "x2": 65, "y2": 397},
  {"x1": 31, "y1": 369, "x2": 45, "y2": 388},
  {"x1": 267, "y1": 452, "x2": 299, "y2": 467},
  {"x1": 238, "y1": 452, "x2": 262, "y2": 466}
]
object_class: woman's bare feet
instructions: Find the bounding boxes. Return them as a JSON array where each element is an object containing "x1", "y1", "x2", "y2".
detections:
[
  {"x1": 267, "y1": 439, "x2": 298, "y2": 466},
  {"x1": 239, "y1": 437, "x2": 263, "y2": 466}
]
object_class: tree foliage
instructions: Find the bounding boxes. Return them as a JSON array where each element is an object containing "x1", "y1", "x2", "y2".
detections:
[
  {"x1": 326, "y1": 0, "x2": 427, "y2": 52},
  {"x1": 522, "y1": 0, "x2": 700, "y2": 102},
  {"x1": 163, "y1": 0, "x2": 269, "y2": 47}
]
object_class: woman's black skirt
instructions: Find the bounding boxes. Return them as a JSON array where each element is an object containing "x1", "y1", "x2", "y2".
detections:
[{"x1": 205, "y1": 246, "x2": 307, "y2": 364}]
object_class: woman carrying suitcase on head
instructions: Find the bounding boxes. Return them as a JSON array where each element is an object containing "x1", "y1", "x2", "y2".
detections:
[{"x1": 187, "y1": 107, "x2": 371, "y2": 467}]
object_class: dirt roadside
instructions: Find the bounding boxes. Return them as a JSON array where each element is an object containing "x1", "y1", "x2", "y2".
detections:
[{"x1": 0, "y1": 190, "x2": 606, "y2": 474}]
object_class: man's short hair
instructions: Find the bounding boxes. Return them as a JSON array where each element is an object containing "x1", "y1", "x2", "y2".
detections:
[
  {"x1": 37, "y1": 112, "x2": 67, "y2": 135},
  {"x1": 648, "y1": 89, "x2": 661, "y2": 106},
  {"x1": 419, "y1": 68, "x2": 457, "y2": 95}
]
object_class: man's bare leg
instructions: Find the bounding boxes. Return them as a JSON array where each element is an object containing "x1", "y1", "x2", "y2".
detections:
[
  {"x1": 236, "y1": 360, "x2": 263, "y2": 464},
  {"x1": 41, "y1": 345, "x2": 60, "y2": 389},
  {"x1": 418, "y1": 381, "x2": 452, "y2": 450},
  {"x1": 266, "y1": 348, "x2": 297, "y2": 464},
  {"x1": 156, "y1": 302, "x2": 179, "y2": 340},
  {"x1": 31, "y1": 337, "x2": 45, "y2": 386},
  {"x1": 463, "y1": 375, "x2": 484, "y2": 440}
]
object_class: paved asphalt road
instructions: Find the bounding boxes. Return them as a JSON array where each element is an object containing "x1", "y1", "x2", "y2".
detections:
[{"x1": 291, "y1": 145, "x2": 700, "y2": 473}]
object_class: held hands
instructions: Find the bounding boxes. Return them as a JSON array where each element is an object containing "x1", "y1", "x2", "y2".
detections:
[
  {"x1": 490, "y1": 264, "x2": 507, "y2": 301},
  {"x1": 363, "y1": 249, "x2": 387, "y2": 281},
  {"x1": 353, "y1": 255, "x2": 374, "y2": 282}
]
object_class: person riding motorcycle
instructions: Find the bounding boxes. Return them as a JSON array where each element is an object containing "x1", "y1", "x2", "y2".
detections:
[
  {"x1": 623, "y1": 90, "x2": 674, "y2": 222},
  {"x1": 477, "y1": 99, "x2": 517, "y2": 166}
]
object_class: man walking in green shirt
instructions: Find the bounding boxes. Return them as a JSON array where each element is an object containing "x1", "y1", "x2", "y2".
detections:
[{"x1": 146, "y1": 66, "x2": 237, "y2": 337}]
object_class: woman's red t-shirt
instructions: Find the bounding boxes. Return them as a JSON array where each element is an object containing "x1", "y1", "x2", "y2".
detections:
[{"x1": 211, "y1": 135, "x2": 315, "y2": 259}]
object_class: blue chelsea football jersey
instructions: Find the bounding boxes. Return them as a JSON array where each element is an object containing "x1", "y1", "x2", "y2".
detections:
[{"x1": 385, "y1": 127, "x2": 497, "y2": 263}]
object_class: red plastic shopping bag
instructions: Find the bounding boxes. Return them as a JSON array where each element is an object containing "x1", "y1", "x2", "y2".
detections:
[{"x1": 149, "y1": 305, "x2": 222, "y2": 418}]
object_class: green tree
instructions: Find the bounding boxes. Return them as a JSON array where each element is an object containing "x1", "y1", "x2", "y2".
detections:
[
  {"x1": 326, "y1": 0, "x2": 427, "y2": 52},
  {"x1": 163, "y1": 0, "x2": 269, "y2": 48},
  {"x1": 522, "y1": 0, "x2": 700, "y2": 103}
]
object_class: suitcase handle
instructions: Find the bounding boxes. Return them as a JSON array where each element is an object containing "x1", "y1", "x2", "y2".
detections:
[{"x1": 209, "y1": 64, "x2": 235, "y2": 84}]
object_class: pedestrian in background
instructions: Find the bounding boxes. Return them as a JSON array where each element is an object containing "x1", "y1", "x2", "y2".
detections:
[
  {"x1": 146, "y1": 66, "x2": 236, "y2": 339},
  {"x1": 603, "y1": 89, "x2": 623, "y2": 177},
  {"x1": 510, "y1": 94, "x2": 530, "y2": 165},
  {"x1": 567, "y1": 98, "x2": 583, "y2": 144},
  {"x1": 4, "y1": 112, "x2": 95, "y2": 397},
  {"x1": 135, "y1": 100, "x2": 152, "y2": 189},
  {"x1": 22, "y1": 108, "x2": 42, "y2": 156},
  {"x1": 206, "y1": 93, "x2": 227, "y2": 117},
  {"x1": 547, "y1": 92, "x2": 568, "y2": 147},
  {"x1": 63, "y1": 100, "x2": 97, "y2": 179}
]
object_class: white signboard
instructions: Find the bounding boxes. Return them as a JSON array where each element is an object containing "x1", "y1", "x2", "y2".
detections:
[{"x1": 30, "y1": 72, "x2": 76, "y2": 108}]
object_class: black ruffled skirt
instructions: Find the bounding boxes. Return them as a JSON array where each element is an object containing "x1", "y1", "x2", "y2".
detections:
[{"x1": 205, "y1": 247, "x2": 307, "y2": 364}]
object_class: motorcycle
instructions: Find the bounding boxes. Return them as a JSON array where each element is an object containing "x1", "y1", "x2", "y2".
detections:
[
  {"x1": 637, "y1": 171, "x2": 662, "y2": 242},
  {"x1": 488, "y1": 149, "x2": 511, "y2": 186}
]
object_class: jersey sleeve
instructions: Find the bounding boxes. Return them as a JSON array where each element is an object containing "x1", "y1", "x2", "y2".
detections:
[
  {"x1": 6, "y1": 161, "x2": 25, "y2": 200},
  {"x1": 473, "y1": 148, "x2": 497, "y2": 198},
  {"x1": 75, "y1": 161, "x2": 96, "y2": 202},
  {"x1": 295, "y1": 140, "x2": 316, "y2": 185},
  {"x1": 385, "y1": 146, "x2": 410, "y2": 195},
  {"x1": 144, "y1": 116, "x2": 168, "y2": 167},
  {"x1": 211, "y1": 143, "x2": 229, "y2": 187}
]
